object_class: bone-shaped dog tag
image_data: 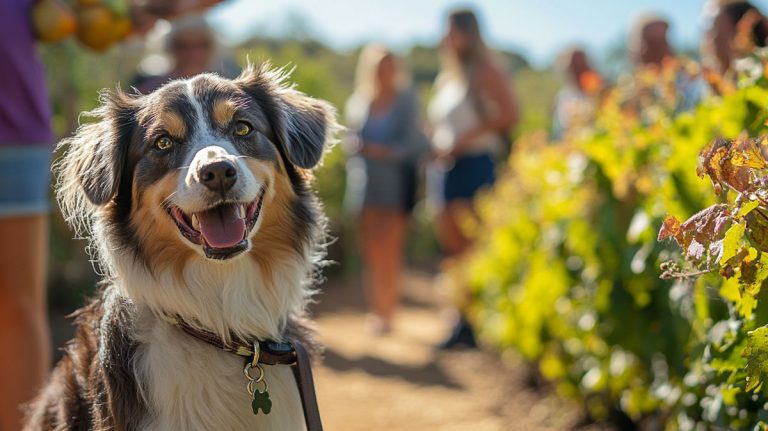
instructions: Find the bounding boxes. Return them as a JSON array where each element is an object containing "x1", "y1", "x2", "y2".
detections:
[{"x1": 251, "y1": 389, "x2": 272, "y2": 415}]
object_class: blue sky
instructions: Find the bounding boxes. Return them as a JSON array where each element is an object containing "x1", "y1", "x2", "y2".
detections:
[{"x1": 208, "y1": 0, "x2": 768, "y2": 67}]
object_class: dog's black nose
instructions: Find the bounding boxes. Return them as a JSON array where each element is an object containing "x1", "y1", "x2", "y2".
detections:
[{"x1": 199, "y1": 160, "x2": 237, "y2": 193}]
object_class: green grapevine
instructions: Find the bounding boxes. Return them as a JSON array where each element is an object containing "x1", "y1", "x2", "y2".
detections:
[{"x1": 455, "y1": 52, "x2": 768, "y2": 429}]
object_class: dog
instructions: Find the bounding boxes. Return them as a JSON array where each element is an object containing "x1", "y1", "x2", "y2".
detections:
[{"x1": 24, "y1": 63, "x2": 336, "y2": 431}]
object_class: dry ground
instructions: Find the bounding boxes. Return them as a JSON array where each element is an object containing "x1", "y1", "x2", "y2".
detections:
[{"x1": 310, "y1": 269, "x2": 605, "y2": 431}]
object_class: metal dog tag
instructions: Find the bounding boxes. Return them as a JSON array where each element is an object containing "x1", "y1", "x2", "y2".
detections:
[{"x1": 251, "y1": 389, "x2": 272, "y2": 415}]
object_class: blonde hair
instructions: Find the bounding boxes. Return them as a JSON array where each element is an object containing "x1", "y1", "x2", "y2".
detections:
[
  {"x1": 437, "y1": 8, "x2": 489, "y2": 87},
  {"x1": 346, "y1": 44, "x2": 410, "y2": 127},
  {"x1": 351, "y1": 44, "x2": 410, "y2": 101}
]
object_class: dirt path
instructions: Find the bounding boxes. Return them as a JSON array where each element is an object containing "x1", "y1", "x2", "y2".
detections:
[{"x1": 310, "y1": 269, "x2": 600, "y2": 431}]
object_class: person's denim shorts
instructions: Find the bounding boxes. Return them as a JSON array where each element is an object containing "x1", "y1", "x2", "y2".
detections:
[
  {"x1": 443, "y1": 153, "x2": 496, "y2": 202},
  {"x1": 0, "y1": 146, "x2": 53, "y2": 218}
]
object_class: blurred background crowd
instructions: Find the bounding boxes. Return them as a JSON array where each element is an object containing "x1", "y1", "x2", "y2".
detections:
[{"x1": 7, "y1": 0, "x2": 768, "y2": 429}]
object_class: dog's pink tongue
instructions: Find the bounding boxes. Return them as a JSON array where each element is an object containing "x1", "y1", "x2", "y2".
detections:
[{"x1": 196, "y1": 205, "x2": 246, "y2": 249}]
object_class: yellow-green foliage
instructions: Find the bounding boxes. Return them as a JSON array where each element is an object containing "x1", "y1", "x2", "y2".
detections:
[{"x1": 455, "y1": 55, "x2": 768, "y2": 428}]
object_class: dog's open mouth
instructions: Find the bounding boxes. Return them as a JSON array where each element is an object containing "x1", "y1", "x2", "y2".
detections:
[{"x1": 167, "y1": 187, "x2": 266, "y2": 259}]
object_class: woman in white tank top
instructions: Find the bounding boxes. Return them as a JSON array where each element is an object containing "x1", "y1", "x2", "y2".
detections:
[
  {"x1": 429, "y1": 8, "x2": 520, "y2": 349},
  {"x1": 429, "y1": 78, "x2": 504, "y2": 155}
]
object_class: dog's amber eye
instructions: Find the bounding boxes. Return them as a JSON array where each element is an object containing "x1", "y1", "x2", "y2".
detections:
[
  {"x1": 233, "y1": 121, "x2": 252, "y2": 137},
  {"x1": 155, "y1": 136, "x2": 174, "y2": 151}
]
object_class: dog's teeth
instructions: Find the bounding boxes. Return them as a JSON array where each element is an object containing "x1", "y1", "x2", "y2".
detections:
[
  {"x1": 191, "y1": 215, "x2": 200, "y2": 230},
  {"x1": 238, "y1": 205, "x2": 246, "y2": 219}
]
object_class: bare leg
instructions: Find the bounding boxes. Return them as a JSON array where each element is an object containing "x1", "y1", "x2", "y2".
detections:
[
  {"x1": 0, "y1": 215, "x2": 51, "y2": 430},
  {"x1": 372, "y1": 210, "x2": 407, "y2": 324},
  {"x1": 360, "y1": 208, "x2": 407, "y2": 331},
  {"x1": 360, "y1": 208, "x2": 384, "y2": 327},
  {"x1": 436, "y1": 200, "x2": 479, "y2": 349},
  {"x1": 438, "y1": 200, "x2": 473, "y2": 257}
]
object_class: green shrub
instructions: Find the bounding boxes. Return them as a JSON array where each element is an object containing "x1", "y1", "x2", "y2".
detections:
[{"x1": 453, "y1": 55, "x2": 768, "y2": 429}]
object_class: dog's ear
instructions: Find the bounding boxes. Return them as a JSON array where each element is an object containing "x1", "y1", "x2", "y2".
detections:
[
  {"x1": 236, "y1": 63, "x2": 337, "y2": 169},
  {"x1": 56, "y1": 89, "x2": 138, "y2": 217},
  {"x1": 273, "y1": 90, "x2": 336, "y2": 169},
  {"x1": 78, "y1": 90, "x2": 138, "y2": 205}
]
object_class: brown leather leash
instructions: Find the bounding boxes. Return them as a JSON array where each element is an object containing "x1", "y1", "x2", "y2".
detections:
[
  {"x1": 165, "y1": 315, "x2": 324, "y2": 431},
  {"x1": 291, "y1": 340, "x2": 323, "y2": 431}
]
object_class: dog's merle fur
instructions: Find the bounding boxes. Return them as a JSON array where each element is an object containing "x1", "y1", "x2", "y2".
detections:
[{"x1": 24, "y1": 64, "x2": 335, "y2": 431}]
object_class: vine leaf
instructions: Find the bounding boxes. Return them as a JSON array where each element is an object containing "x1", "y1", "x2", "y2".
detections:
[
  {"x1": 698, "y1": 136, "x2": 767, "y2": 194},
  {"x1": 747, "y1": 209, "x2": 768, "y2": 251},
  {"x1": 744, "y1": 326, "x2": 768, "y2": 392},
  {"x1": 720, "y1": 223, "x2": 746, "y2": 264},
  {"x1": 730, "y1": 136, "x2": 768, "y2": 169},
  {"x1": 736, "y1": 199, "x2": 760, "y2": 219},
  {"x1": 658, "y1": 215, "x2": 682, "y2": 243},
  {"x1": 658, "y1": 204, "x2": 732, "y2": 262}
]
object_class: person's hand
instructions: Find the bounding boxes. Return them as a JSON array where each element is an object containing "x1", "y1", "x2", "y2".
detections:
[
  {"x1": 429, "y1": 146, "x2": 453, "y2": 164},
  {"x1": 341, "y1": 134, "x2": 363, "y2": 156},
  {"x1": 449, "y1": 127, "x2": 484, "y2": 157},
  {"x1": 361, "y1": 144, "x2": 394, "y2": 160}
]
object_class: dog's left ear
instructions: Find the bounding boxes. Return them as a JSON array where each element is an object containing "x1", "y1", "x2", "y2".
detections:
[
  {"x1": 55, "y1": 89, "x2": 139, "y2": 227},
  {"x1": 236, "y1": 64, "x2": 337, "y2": 169}
]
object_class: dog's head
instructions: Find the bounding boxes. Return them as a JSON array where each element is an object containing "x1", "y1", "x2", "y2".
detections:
[{"x1": 57, "y1": 64, "x2": 336, "y2": 270}]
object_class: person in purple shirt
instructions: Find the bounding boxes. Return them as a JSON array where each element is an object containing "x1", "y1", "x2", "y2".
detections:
[
  {"x1": 0, "y1": 1, "x2": 223, "y2": 428},
  {"x1": 0, "y1": 3, "x2": 56, "y2": 429}
]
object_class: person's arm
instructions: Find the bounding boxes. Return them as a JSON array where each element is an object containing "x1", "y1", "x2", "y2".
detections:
[
  {"x1": 711, "y1": 11, "x2": 736, "y2": 75},
  {"x1": 452, "y1": 59, "x2": 520, "y2": 155},
  {"x1": 387, "y1": 90, "x2": 427, "y2": 161},
  {"x1": 480, "y1": 61, "x2": 520, "y2": 132},
  {"x1": 342, "y1": 96, "x2": 366, "y2": 156}
]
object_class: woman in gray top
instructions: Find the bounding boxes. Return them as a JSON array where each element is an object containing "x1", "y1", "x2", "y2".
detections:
[{"x1": 345, "y1": 44, "x2": 427, "y2": 334}]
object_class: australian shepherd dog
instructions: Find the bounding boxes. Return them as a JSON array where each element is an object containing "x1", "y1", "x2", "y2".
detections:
[{"x1": 24, "y1": 63, "x2": 336, "y2": 430}]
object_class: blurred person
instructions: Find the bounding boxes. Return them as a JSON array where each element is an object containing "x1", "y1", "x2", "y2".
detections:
[
  {"x1": 630, "y1": 14, "x2": 675, "y2": 69},
  {"x1": 428, "y1": 8, "x2": 519, "y2": 349},
  {"x1": 702, "y1": 0, "x2": 768, "y2": 76},
  {"x1": 132, "y1": 0, "x2": 223, "y2": 32},
  {"x1": 0, "y1": 1, "x2": 221, "y2": 429},
  {"x1": 345, "y1": 44, "x2": 427, "y2": 334},
  {"x1": 551, "y1": 48, "x2": 604, "y2": 141},
  {"x1": 628, "y1": 14, "x2": 707, "y2": 114},
  {"x1": 133, "y1": 15, "x2": 239, "y2": 93},
  {"x1": 0, "y1": 3, "x2": 54, "y2": 429}
]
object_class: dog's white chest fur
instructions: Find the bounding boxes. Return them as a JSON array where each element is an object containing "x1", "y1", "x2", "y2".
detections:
[
  {"x1": 113, "y1": 254, "x2": 313, "y2": 431},
  {"x1": 136, "y1": 321, "x2": 306, "y2": 431}
]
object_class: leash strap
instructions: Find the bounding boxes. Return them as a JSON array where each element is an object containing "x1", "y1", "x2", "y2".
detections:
[{"x1": 291, "y1": 340, "x2": 324, "y2": 431}]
